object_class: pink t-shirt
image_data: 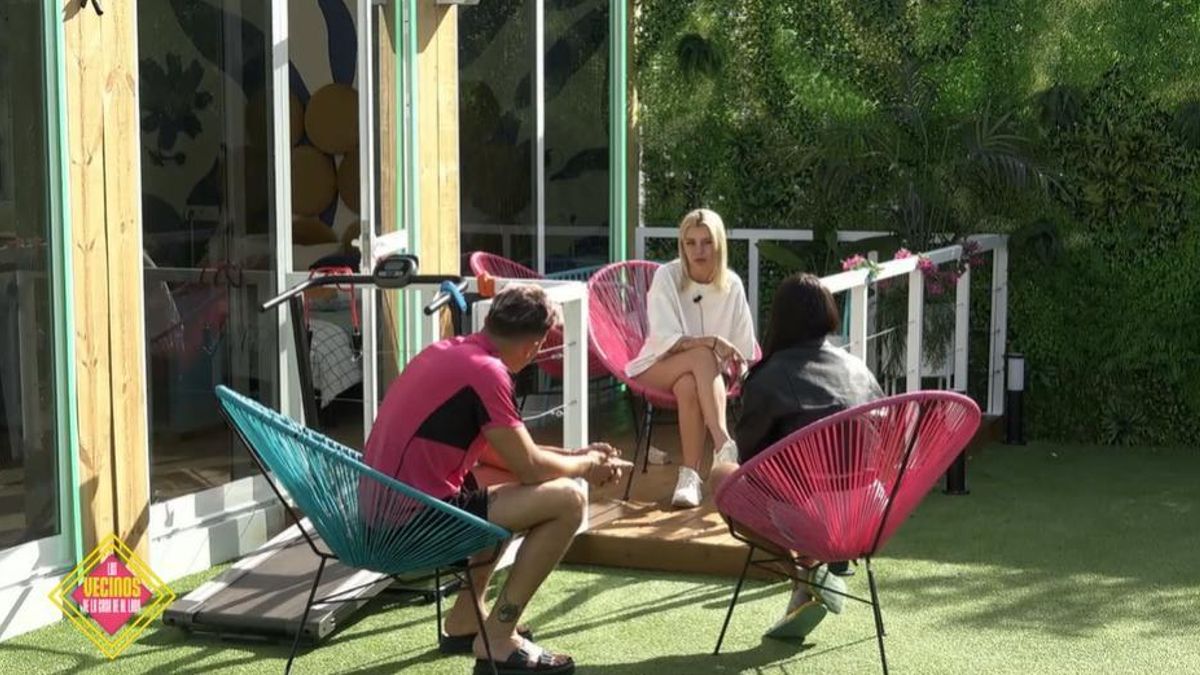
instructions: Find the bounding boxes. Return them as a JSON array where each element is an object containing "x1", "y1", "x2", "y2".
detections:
[{"x1": 364, "y1": 333, "x2": 523, "y2": 499}]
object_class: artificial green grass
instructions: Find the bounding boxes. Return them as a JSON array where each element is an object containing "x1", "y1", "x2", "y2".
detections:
[{"x1": 3, "y1": 442, "x2": 1200, "y2": 673}]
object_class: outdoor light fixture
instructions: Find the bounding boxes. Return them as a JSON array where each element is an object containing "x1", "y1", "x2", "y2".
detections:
[{"x1": 1005, "y1": 352, "x2": 1026, "y2": 445}]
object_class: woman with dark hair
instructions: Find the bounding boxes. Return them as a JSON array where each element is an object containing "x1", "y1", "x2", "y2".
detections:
[
  {"x1": 734, "y1": 272, "x2": 883, "y2": 461},
  {"x1": 709, "y1": 272, "x2": 883, "y2": 643}
]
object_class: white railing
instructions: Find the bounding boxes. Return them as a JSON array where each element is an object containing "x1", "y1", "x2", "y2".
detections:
[
  {"x1": 821, "y1": 234, "x2": 1008, "y2": 415},
  {"x1": 634, "y1": 227, "x2": 1009, "y2": 416},
  {"x1": 634, "y1": 227, "x2": 892, "y2": 332}
]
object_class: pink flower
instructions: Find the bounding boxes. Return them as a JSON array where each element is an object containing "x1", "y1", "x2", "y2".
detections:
[
  {"x1": 917, "y1": 257, "x2": 936, "y2": 273},
  {"x1": 842, "y1": 254, "x2": 867, "y2": 271},
  {"x1": 893, "y1": 248, "x2": 912, "y2": 260},
  {"x1": 956, "y1": 240, "x2": 986, "y2": 271}
]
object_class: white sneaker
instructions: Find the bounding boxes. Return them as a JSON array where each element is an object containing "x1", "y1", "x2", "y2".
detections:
[
  {"x1": 785, "y1": 579, "x2": 812, "y2": 614},
  {"x1": 766, "y1": 583, "x2": 828, "y2": 640},
  {"x1": 715, "y1": 439, "x2": 739, "y2": 465},
  {"x1": 808, "y1": 565, "x2": 847, "y2": 614},
  {"x1": 671, "y1": 467, "x2": 703, "y2": 508},
  {"x1": 647, "y1": 446, "x2": 671, "y2": 465}
]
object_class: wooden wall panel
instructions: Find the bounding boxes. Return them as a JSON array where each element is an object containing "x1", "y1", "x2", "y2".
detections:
[
  {"x1": 65, "y1": 0, "x2": 115, "y2": 555},
  {"x1": 377, "y1": 2, "x2": 401, "y2": 381},
  {"x1": 64, "y1": 0, "x2": 150, "y2": 558},
  {"x1": 433, "y1": 5, "x2": 460, "y2": 273},
  {"x1": 99, "y1": 0, "x2": 150, "y2": 555},
  {"x1": 416, "y1": 1, "x2": 460, "y2": 274},
  {"x1": 379, "y1": 5, "x2": 398, "y2": 239}
]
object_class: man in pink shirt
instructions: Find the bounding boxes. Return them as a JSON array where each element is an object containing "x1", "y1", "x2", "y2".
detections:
[{"x1": 365, "y1": 285, "x2": 628, "y2": 675}]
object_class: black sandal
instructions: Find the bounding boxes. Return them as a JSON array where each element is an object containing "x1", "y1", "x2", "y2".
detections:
[
  {"x1": 439, "y1": 626, "x2": 533, "y2": 655},
  {"x1": 472, "y1": 640, "x2": 575, "y2": 675}
]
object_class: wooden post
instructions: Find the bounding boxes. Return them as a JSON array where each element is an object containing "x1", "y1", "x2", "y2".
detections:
[
  {"x1": 415, "y1": 0, "x2": 460, "y2": 275},
  {"x1": 63, "y1": 0, "x2": 150, "y2": 558},
  {"x1": 415, "y1": 1, "x2": 460, "y2": 338},
  {"x1": 379, "y1": 5, "x2": 398, "y2": 242},
  {"x1": 376, "y1": 1, "x2": 403, "y2": 381}
]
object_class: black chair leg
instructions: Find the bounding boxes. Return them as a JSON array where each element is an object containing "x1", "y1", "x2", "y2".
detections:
[
  {"x1": 714, "y1": 545, "x2": 755, "y2": 655},
  {"x1": 623, "y1": 399, "x2": 655, "y2": 500},
  {"x1": 641, "y1": 403, "x2": 655, "y2": 474},
  {"x1": 622, "y1": 396, "x2": 644, "y2": 500},
  {"x1": 462, "y1": 567, "x2": 498, "y2": 675},
  {"x1": 434, "y1": 568, "x2": 443, "y2": 644},
  {"x1": 866, "y1": 557, "x2": 889, "y2": 675},
  {"x1": 286, "y1": 556, "x2": 327, "y2": 674}
]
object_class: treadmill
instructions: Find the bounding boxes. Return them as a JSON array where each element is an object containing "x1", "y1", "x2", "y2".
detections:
[{"x1": 162, "y1": 254, "x2": 472, "y2": 644}]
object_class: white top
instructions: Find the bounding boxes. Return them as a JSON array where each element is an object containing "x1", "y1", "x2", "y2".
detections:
[{"x1": 625, "y1": 259, "x2": 758, "y2": 378}]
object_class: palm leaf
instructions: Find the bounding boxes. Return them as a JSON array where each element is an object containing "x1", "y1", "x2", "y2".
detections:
[
  {"x1": 961, "y1": 109, "x2": 1058, "y2": 196},
  {"x1": 756, "y1": 240, "x2": 807, "y2": 271},
  {"x1": 675, "y1": 33, "x2": 722, "y2": 79}
]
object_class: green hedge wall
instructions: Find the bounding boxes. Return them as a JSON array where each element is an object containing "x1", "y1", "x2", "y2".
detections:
[{"x1": 636, "y1": 0, "x2": 1200, "y2": 446}]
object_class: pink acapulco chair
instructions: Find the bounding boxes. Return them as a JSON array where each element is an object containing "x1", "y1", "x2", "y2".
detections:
[
  {"x1": 712, "y1": 391, "x2": 981, "y2": 674},
  {"x1": 467, "y1": 251, "x2": 606, "y2": 380},
  {"x1": 588, "y1": 261, "x2": 669, "y2": 500}
]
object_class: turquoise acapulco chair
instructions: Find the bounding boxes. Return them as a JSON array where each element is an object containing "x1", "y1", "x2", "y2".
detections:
[{"x1": 214, "y1": 386, "x2": 511, "y2": 674}]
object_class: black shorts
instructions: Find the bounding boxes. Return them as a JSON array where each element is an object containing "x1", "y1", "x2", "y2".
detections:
[{"x1": 445, "y1": 473, "x2": 489, "y2": 521}]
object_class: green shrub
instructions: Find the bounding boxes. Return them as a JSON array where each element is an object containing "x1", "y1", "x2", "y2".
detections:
[{"x1": 637, "y1": 0, "x2": 1200, "y2": 446}]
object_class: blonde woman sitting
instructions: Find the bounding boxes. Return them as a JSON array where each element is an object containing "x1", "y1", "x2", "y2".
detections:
[{"x1": 626, "y1": 208, "x2": 757, "y2": 508}]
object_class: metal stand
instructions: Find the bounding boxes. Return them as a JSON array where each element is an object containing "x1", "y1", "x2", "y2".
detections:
[{"x1": 944, "y1": 452, "x2": 970, "y2": 495}]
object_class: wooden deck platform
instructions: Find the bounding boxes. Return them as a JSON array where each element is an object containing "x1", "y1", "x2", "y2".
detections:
[
  {"x1": 565, "y1": 463, "x2": 775, "y2": 579},
  {"x1": 552, "y1": 403, "x2": 1003, "y2": 579}
]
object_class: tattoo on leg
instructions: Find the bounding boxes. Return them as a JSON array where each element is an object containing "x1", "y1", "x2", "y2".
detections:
[{"x1": 495, "y1": 591, "x2": 524, "y2": 625}]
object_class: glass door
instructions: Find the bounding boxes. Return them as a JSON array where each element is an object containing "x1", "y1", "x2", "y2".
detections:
[
  {"x1": 138, "y1": 0, "x2": 281, "y2": 502},
  {"x1": 458, "y1": 0, "x2": 626, "y2": 275},
  {"x1": 282, "y1": 0, "x2": 377, "y2": 444},
  {"x1": 139, "y1": 0, "x2": 380, "y2": 468},
  {"x1": 0, "y1": 0, "x2": 75, "y2": 575},
  {"x1": 458, "y1": 1, "x2": 537, "y2": 271},
  {"x1": 364, "y1": 0, "x2": 629, "y2": 431},
  {"x1": 367, "y1": 0, "x2": 419, "y2": 428},
  {"x1": 139, "y1": 0, "x2": 382, "y2": 579},
  {"x1": 278, "y1": 0, "x2": 394, "y2": 444}
]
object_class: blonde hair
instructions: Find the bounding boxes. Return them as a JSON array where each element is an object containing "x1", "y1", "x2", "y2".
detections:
[{"x1": 677, "y1": 208, "x2": 730, "y2": 291}]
